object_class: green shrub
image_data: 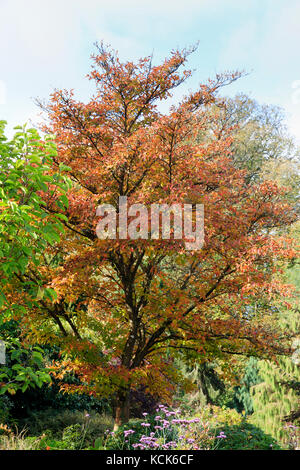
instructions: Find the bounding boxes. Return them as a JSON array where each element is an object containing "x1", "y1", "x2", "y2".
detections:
[
  {"x1": 200, "y1": 405, "x2": 244, "y2": 427},
  {"x1": 213, "y1": 422, "x2": 281, "y2": 450},
  {"x1": 62, "y1": 424, "x2": 83, "y2": 450},
  {"x1": 0, "y1": 395, "x2": 13, "y2": 424},
  {"x1": 35, "y1": 436, "x2": 69, "y2": 450},
  {"x1": 103, "y1": 418, "x2": 144, "y2": 450}
]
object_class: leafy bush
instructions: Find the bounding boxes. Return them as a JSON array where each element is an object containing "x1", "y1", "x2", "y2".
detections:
[
  {"x1": 201, "y1": 405, "x2": 244, "y2": 427},
  {"x1": 37, "y1": 436, "x2": 69, "y2": 450},
  {"x1": 0, "y1": 395, "x2": 13, "y2": 423},
  {"x1": 10, "y1": 381, "x2": 110, "y2": 417},
  {"x1": 62, "y1": 424, "x2": 83, "y2": 450},
  {"x1": 0, "y1": 340, "x2": 52, "y2": 396},
  {"x1": 213, "y1": 422, "x2": 281, "y2": 450}
]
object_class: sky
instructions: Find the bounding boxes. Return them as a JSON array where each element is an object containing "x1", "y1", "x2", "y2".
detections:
[{"x1": 0, "y1": 0, "x2": 300, "y2": 142}]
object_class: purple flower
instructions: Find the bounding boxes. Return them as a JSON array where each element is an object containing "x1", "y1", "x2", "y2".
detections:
[
  {"x1": 132, "y1": 443, "x2": 145, "y2": 449},
  {"x1": 190, "y1": 418, "x2": 200, "y2": 423},
  {"x1": 124, "y1": 429, "x2": 135, "y2": 437}
]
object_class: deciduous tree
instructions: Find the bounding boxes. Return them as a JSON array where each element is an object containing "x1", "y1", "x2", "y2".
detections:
[{"x1": 11, "y1": 43, "x2": 297, "y2": 428}]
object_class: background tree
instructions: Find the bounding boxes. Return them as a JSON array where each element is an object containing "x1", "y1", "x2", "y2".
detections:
[
  {"x1": 0, "y1": 122, "x2": 70, "y2": 401},
  {"x1": 233, "y1": 357, "x2": 261, "y2": 415},
  {"x1": 0, "y1": 121, "x2": 70, "y2": 313},
  {"x1": 175, "y1": 359, "x2": 226, "y2": 409},
  {"x1": 204, "y1": 94, "x2": 299, "y2": 183},
  {"x1": 178, "y1": 93, "x2": 300, "y2": 405},
  {"x1": 250, "y1": 226, "x2": 300, "y2": 443},
  {"x1": 251, "y1": 356, "x2": 300, "y2": 443}
]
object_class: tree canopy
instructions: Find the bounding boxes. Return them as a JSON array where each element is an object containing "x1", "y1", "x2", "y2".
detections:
[{"x1": 2, "y1": 44, "x2": 298, "y2": 428}]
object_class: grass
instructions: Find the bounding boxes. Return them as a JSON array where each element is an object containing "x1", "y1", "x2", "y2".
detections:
[
  {"x1": 0, "y1": 429, "x2": 42, "y2": 450},
  {"x1": 17, "y1": 408, "x2": 114, "y2": 442}
]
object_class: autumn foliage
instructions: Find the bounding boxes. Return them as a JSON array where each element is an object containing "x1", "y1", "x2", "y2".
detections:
[{"x1": 6, "y1": 43, "x2": 297, "y2": 428}]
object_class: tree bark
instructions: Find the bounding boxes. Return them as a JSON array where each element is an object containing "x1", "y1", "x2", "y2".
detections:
[{"x1": 113, "y1": 389, "x2": 130, "y2": 431}]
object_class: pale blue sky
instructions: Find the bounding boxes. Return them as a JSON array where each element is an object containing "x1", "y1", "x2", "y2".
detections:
[{"x1": 0, "y1": 0, "x2": 300, "y2": 141}]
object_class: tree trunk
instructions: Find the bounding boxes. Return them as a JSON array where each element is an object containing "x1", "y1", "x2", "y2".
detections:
[{"x1": 113, "y1": 389, "x2": 130, "y2": 431}]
